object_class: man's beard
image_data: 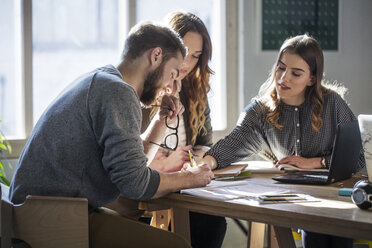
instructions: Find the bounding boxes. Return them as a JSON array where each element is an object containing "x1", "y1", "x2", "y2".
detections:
[{"x1": 140, "y1": 60, "x2": 166, "y2": 106}]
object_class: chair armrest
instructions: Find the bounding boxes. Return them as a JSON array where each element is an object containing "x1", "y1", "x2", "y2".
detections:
[
  {"x1": 13, "y1": 195, "x2": 89, "y2": 248},
  {"x1": 105, "y1": 195, "x2": 145, "y2": 220}
]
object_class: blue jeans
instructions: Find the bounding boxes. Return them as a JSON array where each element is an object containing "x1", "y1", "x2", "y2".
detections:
[
  {"x1": 190, "y1": 212, "x2": 227, "y2": 248},
  {"x1": 302, "y1": 230, "x2": 353, "y2": 248}
]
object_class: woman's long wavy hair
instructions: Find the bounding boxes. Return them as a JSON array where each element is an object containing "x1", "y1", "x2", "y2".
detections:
[
  {"x1": 258, "y1": 34, "x2": 327, "y2": 132},
  {"x1": 167, "y1": 12, "x2": 214, "y2": 145}
]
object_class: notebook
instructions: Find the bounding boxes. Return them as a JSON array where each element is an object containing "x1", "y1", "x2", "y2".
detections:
[
  {"x1": 272, "y1": 120, "x2": 362, "y2": 185},
  {"x1": 213, "y1": 163, "x2": 248, "y2": 177}
]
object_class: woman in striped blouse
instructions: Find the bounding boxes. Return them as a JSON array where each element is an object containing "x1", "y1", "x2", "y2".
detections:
[{"x1": 202, "y1": 34, "x2": 365, "y2": 248}]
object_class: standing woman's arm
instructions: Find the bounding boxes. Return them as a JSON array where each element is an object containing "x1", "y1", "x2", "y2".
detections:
[{"x1": 204, "y1": 101, "x2": 267, "y2": 169}]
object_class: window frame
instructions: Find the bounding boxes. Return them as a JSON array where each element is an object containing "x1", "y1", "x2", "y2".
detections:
[
  {"x1": 6, "y1": 0, "x2": 33, "y2": 159},
  {"x1": 214, "y1": 0, "x2": 239, "y2": 142},
  {"x1": 7, "y1": 0, "x2": 239, "y2": 158}
]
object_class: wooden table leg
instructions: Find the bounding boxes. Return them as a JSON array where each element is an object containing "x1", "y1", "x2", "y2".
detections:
[
  {"x1": 247, "y1": 221, "x2": 266, "y2": 248},
  {"x1": 268, "y1": 225, "x2": 279, "y2": 248},
  {"x1": 272, "y1": 225, "x2": 296, "y2": 248},
  {"x1": 171, "y1": 207, "x2": 191, "y2": 243}
]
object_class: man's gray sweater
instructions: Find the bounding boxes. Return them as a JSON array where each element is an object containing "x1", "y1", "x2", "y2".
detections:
[{"x1": 9, "y1": 65, "x2": 160, "y2": 208}]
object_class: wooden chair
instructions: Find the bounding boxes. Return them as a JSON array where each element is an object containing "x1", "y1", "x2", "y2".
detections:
[
  {"x1": 151, "y1": 209, "x2": 172, "y2": 231},
  {"x1": 105, "y1": 195, "x2": 172, "y2": 230},
  {"x1": 104, "y1": 195, "x2": 191, "y2": 247},
  {"x1": 1, "y1": 183, "x2": 89, "y2": 248}
]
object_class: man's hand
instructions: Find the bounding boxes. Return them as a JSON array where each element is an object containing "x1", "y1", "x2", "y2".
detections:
[
  {"x1": 276, "y1": 156, "x2": 323, "y2": 169},
  {"x1": 153, "y1": 163, "x2": 214, "y2": 198},
  {"x1": 184, "y1": 163, "x2": 214, "y2": 188}
]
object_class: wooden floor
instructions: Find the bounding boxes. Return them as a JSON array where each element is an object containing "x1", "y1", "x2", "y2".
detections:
[{"x1": 221, "y1": 218, "x2": 247, "y2": 248}]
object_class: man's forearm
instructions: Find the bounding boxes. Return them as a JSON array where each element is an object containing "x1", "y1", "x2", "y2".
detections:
[
  {"x1": 152, "y1": 164, "x2": 214, "y2": 199},
  {"x1": 152, "y1": 171, "x2": 191, "y2": 198}
]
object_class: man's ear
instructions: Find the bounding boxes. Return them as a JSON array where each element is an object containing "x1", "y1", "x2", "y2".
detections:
[{"x1": 150, "y1": 47, "x2": 162, "y2": 66}]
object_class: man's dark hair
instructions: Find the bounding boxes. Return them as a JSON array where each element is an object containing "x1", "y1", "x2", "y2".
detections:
[{"x1": 122, "y1": 21, "x2": 186, "y2": 62}]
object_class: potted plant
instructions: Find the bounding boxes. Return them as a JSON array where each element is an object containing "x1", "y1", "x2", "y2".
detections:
[{"x1": 0, "y1": 120, "x2": 12, "y2": 186}]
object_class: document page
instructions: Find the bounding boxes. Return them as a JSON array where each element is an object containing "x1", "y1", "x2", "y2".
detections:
[{"x1": 181, "y1": 181, "x2": 317, "y2": 204}]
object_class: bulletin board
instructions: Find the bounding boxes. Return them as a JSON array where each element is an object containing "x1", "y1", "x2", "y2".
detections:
[{"x1": 262, "y1": 0, "x2": 338, "y2": 51}]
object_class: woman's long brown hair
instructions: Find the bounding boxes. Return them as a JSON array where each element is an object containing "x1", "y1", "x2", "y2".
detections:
[
  {"x1": 258, "y1": 34, "x2": 326, "y2": 132},
  {"x1": 167, "y1": 12, "x2": 214, "y2": 145}
]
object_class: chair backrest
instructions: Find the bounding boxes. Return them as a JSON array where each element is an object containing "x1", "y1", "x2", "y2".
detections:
[
  {"x1": 1, "y1": 183, "x2": 89, "y2": 248},
  {"x1": 1, "y1": 183, "x2": 13, "y2": 248}
]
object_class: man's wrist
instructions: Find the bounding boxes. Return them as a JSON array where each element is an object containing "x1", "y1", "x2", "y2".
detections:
[{"x1": 178, "y1": 169, "x2": 193, "y2": 188}]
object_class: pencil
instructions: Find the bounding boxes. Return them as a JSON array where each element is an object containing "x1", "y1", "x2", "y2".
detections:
[{"x1": 188, "y1": 150, "x2": 195, "y2": 167}]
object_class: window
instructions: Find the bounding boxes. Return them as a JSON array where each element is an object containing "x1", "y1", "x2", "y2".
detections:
[
  {"x1": 33, "y1": 0, "x2": 121, "y2": 123},
  {"x1": 32, "y1": 0, "x2": 226, "y2": 130},
  {"x1": 0, "y1": 0, "x2": 24, "y2": 139},
  {"x1": 1, "y1": 0, "x2": 230, "y2": 157}
]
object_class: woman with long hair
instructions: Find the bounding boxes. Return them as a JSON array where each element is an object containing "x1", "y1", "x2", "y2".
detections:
[
  {"x1": 142, "y1": 11, "x2": 214, "y2": 173},
  {"x1": 201, "y1": 34, "x2": 365, "y2": 248},
  {"x1": 141, "y1": 12, "x2": 226, "y2": 248}
]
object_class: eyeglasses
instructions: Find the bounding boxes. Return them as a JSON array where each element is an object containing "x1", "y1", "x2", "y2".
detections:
[{"x1": 150, "y1": 115, "x2": 179, "y2": 151}]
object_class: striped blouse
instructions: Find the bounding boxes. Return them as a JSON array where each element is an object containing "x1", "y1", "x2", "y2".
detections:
[{"x1": 206, "y1": 91, "x2": 366, "y2": 170}]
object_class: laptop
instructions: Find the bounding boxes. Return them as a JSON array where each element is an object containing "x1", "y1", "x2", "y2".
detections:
[{"x1": 272, "y1": 120, "x2": 362, "y2": 185}]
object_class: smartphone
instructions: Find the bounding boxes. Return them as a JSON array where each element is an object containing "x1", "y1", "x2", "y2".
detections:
[{"x1": 258, "y1": 194, "x2": 305, "y2": 201}]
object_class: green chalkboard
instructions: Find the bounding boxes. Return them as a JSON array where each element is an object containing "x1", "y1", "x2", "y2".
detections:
[{"x1": 262, "y1": 0, "x2": 338, "y2": 50}]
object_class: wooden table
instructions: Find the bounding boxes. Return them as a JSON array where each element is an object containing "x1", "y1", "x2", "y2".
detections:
[{"x1": 143, "y1": 173, "x2": 372, "y2": 247}]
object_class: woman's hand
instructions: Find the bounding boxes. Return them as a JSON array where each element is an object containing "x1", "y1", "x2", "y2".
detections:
[
  {"x1": 170, "y1": 80, "x2": 182, "y2": 98},
  {"x1": 158, "y1": 95, "x2": 184, "y2": 122},
  {"x1": 276, "y1": 156, "x2": 322, "y2": 170},
  {"x1": 192, "y1": 145, "x2": 210, "y2": 163}
]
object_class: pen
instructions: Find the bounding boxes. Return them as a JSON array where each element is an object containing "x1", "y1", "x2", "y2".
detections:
[{"x1": 188, "y1": 150, "x2": 196, "y2": 167}]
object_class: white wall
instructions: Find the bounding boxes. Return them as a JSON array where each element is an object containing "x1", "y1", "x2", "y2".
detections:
[{"x1": 240, "y1": 0, "x2": 372, "y2": 115}]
